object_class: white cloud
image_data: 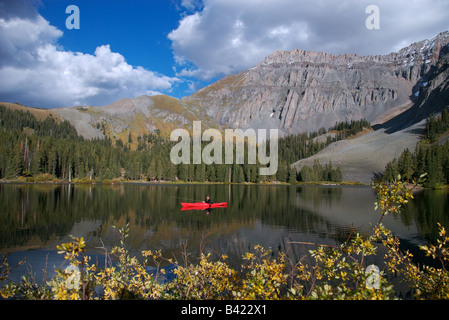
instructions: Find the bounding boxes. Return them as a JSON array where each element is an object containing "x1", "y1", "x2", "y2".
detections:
[
  {"x1": 0, "y1": 14, "x2": 178, "y2": 108},
  {"x1": 169, "y1": 0, "x2": 449, "y2": 80},
  {"x1": 0, "y1": 15, "x2": 61, "y2": 67},
  {"x1": 180, "y1": 0, "x2": 203, "y2": 11}
]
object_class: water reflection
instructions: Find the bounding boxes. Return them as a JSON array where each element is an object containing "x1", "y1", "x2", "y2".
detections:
[{"x1": 0, "y1": 183, "x2": 448, "y2": 277}]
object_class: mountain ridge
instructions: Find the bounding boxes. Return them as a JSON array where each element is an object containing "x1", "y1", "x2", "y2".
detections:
[{"x1": 182, "y1": 31, "x2": 449, "y2": 136}]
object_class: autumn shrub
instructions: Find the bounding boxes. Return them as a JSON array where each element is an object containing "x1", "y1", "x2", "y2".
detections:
[
  {"x1": 236, "y1": 245, "x2": 288, "y2": 299},
  {"x1": 166, "y1": 253, "x2": 239, "y2": 300}
]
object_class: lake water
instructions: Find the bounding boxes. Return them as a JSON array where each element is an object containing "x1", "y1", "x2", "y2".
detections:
[{"x1": 1, "y1": 183, "x2": 448, "y2": 282}]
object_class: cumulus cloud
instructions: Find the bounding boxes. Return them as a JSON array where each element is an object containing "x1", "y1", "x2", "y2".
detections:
[
  {"x1": 169, "y1": 0, "x2": 449, "y2": 80},
  {"x1": 0, "y1": 6, "x2": 178, "y2": 108}
]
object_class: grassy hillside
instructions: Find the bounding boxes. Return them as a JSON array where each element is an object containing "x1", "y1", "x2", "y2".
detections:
[{"x1": 0, "y1": 102, "x2": 62, "y2": 122}]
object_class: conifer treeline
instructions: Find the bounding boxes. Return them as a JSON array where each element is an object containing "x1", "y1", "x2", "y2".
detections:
[
  {"x1": 382, "y1": 111, "x2": 449, "y2": 188},
  {"x1": 0, "y1": 105, "x2": 81, "y2": 140},
  {"x1": 425, "y1": 109, "x2": 449, "y2": 142},
  {"x1": 0, "y1": 105, "x2": 370, "y2": 183},
  {"x1": 278, "y1": 118, "x2": 371, "y2": 165},
  {"x1": 328, "y1": 118, "x2": 371, "y2": 139}
]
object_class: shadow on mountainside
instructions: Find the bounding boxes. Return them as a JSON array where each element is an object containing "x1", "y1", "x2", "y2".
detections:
[{"x1": 374, "y1": 53, "x2": 449, "y2": 135}]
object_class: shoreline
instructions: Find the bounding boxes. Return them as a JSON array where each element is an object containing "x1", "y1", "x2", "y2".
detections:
[
  {"x1": 2, "y1": 179, "x2": 445, "y2": 191},
  {"x1": 0, "y1": 178, "x2": 370, "y2": 187}
]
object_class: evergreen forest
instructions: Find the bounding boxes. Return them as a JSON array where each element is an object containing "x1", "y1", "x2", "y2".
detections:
[{"x1": 382, "y1": 110, "x2": 449, "y2": 188}]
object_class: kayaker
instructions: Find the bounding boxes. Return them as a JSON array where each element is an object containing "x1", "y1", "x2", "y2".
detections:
[
  {"x1": 204, "y1": 195, "x2": 212, "y2": 204},
  {"x1": 204, "y1": 196, "x2": 213, "y2": 215}
]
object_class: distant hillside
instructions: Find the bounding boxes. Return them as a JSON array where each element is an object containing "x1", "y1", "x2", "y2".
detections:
[
  {"x1": 0, "y1": 103, "x2": 79, "y2": 140},
  {"x1": 0, "y1": 102, "x2": 62, "y2": 122},
  {"x1": 51, "y1": 95, "x2": 219, "y2": 148}
]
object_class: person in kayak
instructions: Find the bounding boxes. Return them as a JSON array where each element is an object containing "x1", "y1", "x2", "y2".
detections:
[
  {"x1": 204, "y1": 195, "x2": 213, "y2": 204},
  {"x1": 204, "y1": 195, "x2": 213, "y2": 215}
]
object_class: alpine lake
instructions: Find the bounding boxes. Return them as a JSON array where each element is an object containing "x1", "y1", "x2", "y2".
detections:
[{"x1": 1, "y1": 182, "x2": 449, "y2": 284}]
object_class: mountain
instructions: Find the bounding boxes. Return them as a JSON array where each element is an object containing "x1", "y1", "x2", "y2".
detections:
[
  {"x1": 292, "y1": 32, "x2": 449, "y2": 183},
  {"x1": 183, "y1": 31, "x2": 449, "y2": 136}
]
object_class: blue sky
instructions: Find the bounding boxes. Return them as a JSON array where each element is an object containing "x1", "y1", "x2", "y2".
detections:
[
  {"x1": 0, "y1": 0, "x2": 448, "y2": 108},
  {"x1": 37, "y1": 0, "x2": 204, "y2": 99},
  {"x1": 39, "y1": 1, "x2": 179, "y2": 74}
]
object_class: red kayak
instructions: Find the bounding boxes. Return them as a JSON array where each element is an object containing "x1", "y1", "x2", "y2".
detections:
[{"x1": 181, "y1": 202, "x2": 227, "y2": 211}]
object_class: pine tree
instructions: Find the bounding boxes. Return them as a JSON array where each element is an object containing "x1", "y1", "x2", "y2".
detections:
[
  {"x1": 312, "y1": 159, "x2": 323, "y2": 182},
  {"x1": 145, "y1": 159, "x2": 154, "y2": 181},
  {"x1": 333, "y1": 167, "x2": 343, "y2": 182},
  {"x1": 236, "y1": 165, "x2": 245, "y2": 183},
  {"x1": 276, "y1": 161, "x2": 288, "y2": 182},
  {"x1": 426, "y1": 145, "x2": 444, "y2": 188},
  {"x1": 299, "y1": 165, "x2": 313, "y2": 182},
  {"x1": 206, "y1": 164, "x2": 216, "y2": 182},
  {"x1": 215, "y1": 165, "x2": 226, "y2": 183},
  {"x1": 195, "y1": 163, "x2": 206, "y2": 182},
  {"x1": 323, "y1": 161, "x2": 333, "y2": 181},
  {"x1": 398, "y1": 149, "x2": 415, "y2": 181},
  {"x1": 187, "y1": 164, "x2": 194, "y2": 182},
  {"x1": 5, "y1": 144, "x2": 23, "y2": 179},
  {"x1": 165, "y1": 162, "x2": 177, "y2": 181},
  {"x1": 384, "y1": 158, "x2": 399, "y2": 182},
  {"x1": 155, "y1": 158, "x2": 163, "y2": 181},
  {"x1": 288, "y1": 165, "x2": 297, "y2": 183}
]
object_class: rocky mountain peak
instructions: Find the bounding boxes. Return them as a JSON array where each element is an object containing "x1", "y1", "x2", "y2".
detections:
[
  {"x1": 392, "y1": 30, "x2": 449, "y2": 82},
  {"x1": 259, "y1": 31, "x2": 449, "y2": 84},
  {"x1": 259, "y1": 49, "x2": 363, "y2": 67},
  {"x1": 183, "y1": 31, "x2": 449, "y2": 135}
]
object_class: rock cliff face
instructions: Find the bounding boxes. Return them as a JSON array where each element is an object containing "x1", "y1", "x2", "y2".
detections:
[
  {"x1": 408, "y1": 50, "x2": 449, "y2": 122},
  {"x1": 291, "y1": 32, "x2": 449, "y2": 184},
  {"x1": 184, "y1": 31, "x2": 449, "y2": 135}
]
